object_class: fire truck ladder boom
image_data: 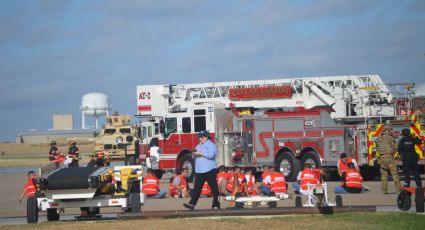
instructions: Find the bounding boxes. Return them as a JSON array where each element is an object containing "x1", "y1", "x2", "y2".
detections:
[{"x1": 165, "y1": 75, "x2": 394, "y2": 119}]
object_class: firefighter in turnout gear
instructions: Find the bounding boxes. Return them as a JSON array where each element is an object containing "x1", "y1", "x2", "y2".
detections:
[
  {"x1": 375, "y1": 125, "x2": 401, "y2": 194},
  {"x1": 398, "y1": 128, "x2": 423, "y2": 188},
  {"x1": 68, "y1": 140, "x2": 80, "y2": 168}
]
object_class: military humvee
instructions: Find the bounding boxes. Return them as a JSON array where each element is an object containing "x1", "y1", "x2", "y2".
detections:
[{"x1": 95, "y1": 114, "x2": 138, "y2": 164}]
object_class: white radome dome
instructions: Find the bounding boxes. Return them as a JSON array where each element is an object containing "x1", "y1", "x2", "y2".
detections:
[{"x1": 81, "y1": 92, "x2": 109, "y2": 115}]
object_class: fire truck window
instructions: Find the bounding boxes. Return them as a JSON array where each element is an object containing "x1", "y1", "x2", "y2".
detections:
[
  {"x1": 154, "y1": 123, "x2": 159, "y2": 135},
  {"x1": 148, "y1": 126, "x2": 153, "y2": 137},
  {"x1": 165, "y1": 117, "x2": 177, "y2": 138},
  {"x1": 142, "y1": 127, "x2": 147, "y2": 139},
  {"x1": 194, "y1": 116, "x2": 206, "y2": 132},
  {"x1": 105, "y1": 129, "x2": 116, "y2": 134},
  {"x1": 194, "y1": 109, "x2": 206, "y2": 115},
  {"x1": 182, "y1": 117, "x2": 191, "y2": 133},
  {"x1": 119, "y1": 128, "x2": 131, "y2": 134}
]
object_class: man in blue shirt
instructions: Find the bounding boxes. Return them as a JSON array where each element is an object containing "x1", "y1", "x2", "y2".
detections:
[{"x1": 183, "y1": 130, "x2": 220, "y2": 210}]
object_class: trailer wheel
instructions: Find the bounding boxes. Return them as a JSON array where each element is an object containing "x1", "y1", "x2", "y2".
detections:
[
  {"x1": 301, "y1": 151, "x2": 321, "y2": 169},
  {"x1": 47, "y1": 208, "x2": 59, "y2": 221},
  {"x1": 397, "y1": 190, "x2": 411, "y2": 211},
  {"x1": 130, "y1": 193, "x2": 141, "y2": 213},
  {"x1": 295, "y1": 196, "x2": 302, "y2": 208},
  {"x1": 179, "y1": 154, "x2": 195, "y2": 182},
  {"x1": 335, "y1": 195, "x2": 343, "y2": 207},
  {"x1": 415, "y1": 187, "x2": 424, "y2": 213},
  {"x1": 26, "y1": 197, "x2": 38, "y2": 223},
  {"x1": 268, "y1": 201, "x2": 277, "y2": 208},
  {"x1": 275, "y1": 152, "x2": 300, "y2": 182}
]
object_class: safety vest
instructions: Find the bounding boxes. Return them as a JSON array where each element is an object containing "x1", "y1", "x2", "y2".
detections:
[
  {"x1": 245, "y1": 175, "x2": 257, "y2": 195},
  {"x1": 345, "y1": 169, "x2": 363, "y2": 188},
  {"x1": 270, "y1": 172, "x2": 287, "y2": 193},
  {"x1": 201, "y1": 181, "x2": 211, "y2": 197},
  {"x1": 262, "y1": 172, "x2": 271, "y2": 188},
  {"x1": 337, "y1": 157, "x2": 354, "y2": 175},
  {"x1": 68, "y1": 146, "x2": 80, "y2": 158},
  {"x1": 142, "y1": 175, "x2": 159, "y2": 195},
  {"x1": 217, "y1": 172, "x2": 228, "y2": 184},
  {"x1": 300, "y1": 169, "x2": 320, "y2": 191},
  {"x1": 169, "y1": 175, "x2": 187, "y2": 191},
  {"x1": 23, "y1": 178, "x2": 37, "y2": 198},
  {"x1": 226, "y1": 173, "x2": 245, "y2": 192}
]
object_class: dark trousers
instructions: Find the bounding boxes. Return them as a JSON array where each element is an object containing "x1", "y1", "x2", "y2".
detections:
[
  {"x1": 189, "y1": 168, "x2": 220, "y2": 208},
  {"x1": 403, "y1": 158, "x2": 422, "y2": 187}
]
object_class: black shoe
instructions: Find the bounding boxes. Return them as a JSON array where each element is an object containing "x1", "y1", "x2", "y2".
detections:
[{"x1": 183, "y1": 203, "x2": 195, "y2": 211}]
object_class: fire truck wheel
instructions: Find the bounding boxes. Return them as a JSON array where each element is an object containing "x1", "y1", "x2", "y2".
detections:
[
  {"x1": 397, "y1": 190, "x2": 411, "y2": 211},
  {"x1": 47, "y1": 208, "x2": 60, "y2": 221},
  {"x1": 179, "y1": 154, "x2": 195, "y2": 182},
  {"x1": 301, "y1": 151, "x2": 321, "y2": 169},
  {"x1": 275, "y1": 152, "x2": 300, "y2": 182},
  {"x1": 335, "y1": 195, "x2": 343, "y2": 207},
  {"x1": 295, "y1": 196, "x2": 302, "y2": 208},
  {"x1": 415, "y1": 187, "x2": 424, "y2": 213},
  {"x1": 130, "y1": 193, "x2": 141, "y2": 213},
  {"x1": 26, "y1": 197, "x2": 38, "y2": 223}
]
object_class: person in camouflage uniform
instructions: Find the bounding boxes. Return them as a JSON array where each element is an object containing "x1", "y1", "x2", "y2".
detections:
[{"x1": 376, "y1": 125, "x2": 401, "y2": 194}]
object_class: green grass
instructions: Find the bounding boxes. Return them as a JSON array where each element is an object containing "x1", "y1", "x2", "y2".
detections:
[{"x1": 1, "y1": 212, "x2": 424, "y2": 230}]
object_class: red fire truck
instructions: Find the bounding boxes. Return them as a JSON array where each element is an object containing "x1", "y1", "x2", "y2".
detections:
[{"x1": 135, "y1": 75, "x2": 423, "y2": 181}]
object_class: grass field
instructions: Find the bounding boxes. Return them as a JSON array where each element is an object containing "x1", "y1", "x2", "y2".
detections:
[
  {"x1": 1, "y1": 212, "x2": 424, "y2": 229},
  {"x1": 0, "y1": 143, "x2": 95, "y2": 168}
]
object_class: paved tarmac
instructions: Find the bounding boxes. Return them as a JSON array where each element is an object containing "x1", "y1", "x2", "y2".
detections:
[{"x1": 0, "y1": 170, "x2": 423, "y2": 226}]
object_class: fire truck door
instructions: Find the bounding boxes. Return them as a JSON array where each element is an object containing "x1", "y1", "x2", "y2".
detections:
[
  {"x1": 323, "y1": 129, "x2": 344, "y2": 164},
  {"x1": 254, "y1": 120, "x2": 274, "y2": 163}
]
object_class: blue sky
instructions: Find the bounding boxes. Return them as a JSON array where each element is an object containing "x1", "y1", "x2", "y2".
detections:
[{"x1": 0, "y1": 0, "x2": 425, "y2": 141}]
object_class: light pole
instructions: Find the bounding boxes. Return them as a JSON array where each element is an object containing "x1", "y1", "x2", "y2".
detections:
[{"x1": 116, "y1": 135, "x2": 134, "y2": 165}]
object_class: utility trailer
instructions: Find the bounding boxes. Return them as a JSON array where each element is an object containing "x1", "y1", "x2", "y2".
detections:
[{"x1": 27, "y1": 165, "x2": 144, "y2": 223}]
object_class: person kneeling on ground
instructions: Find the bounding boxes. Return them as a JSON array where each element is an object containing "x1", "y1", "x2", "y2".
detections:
[
  {"x1": 259, "y1": 165, "x2": 272, "y2": 195},
  {"x1": 216, "y1": 165, "x2": 230, "y2": 196},
  {"x1": 225, "y1": 166, "x2": 247, "y2": 195},
  {"x1": 334, "y1": 163, "x2": 369, "y2": 194},
  {"x1": 292, "y1": 163, "x2": 323, "y2": 195},
  {"x1": 142, "y1": 168, "x2": 167, "y2": 198}
]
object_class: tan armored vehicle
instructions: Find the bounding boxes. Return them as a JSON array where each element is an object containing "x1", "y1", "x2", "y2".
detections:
[{"x1": 95, "y1": 114, "x2": 138, "y2": 164}]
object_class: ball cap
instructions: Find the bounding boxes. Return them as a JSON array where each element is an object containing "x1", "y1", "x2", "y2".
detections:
[{"x1": 197, "y1": 130, "x2": 210, "y2": 138}]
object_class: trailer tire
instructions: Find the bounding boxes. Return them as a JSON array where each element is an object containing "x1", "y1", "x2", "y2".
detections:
[
  {"x1": 47, "y1": 208, "x2": 59, "y2": 221},
  {"x1": 275, "y1": 152, "x2": 300, "y2": 182},
  {"x1": 301, "y1": 151, "x2": 321, "y2": 169},
  {"x1": 179, "y1": 154, "x2": 195, "y2": 182},
  {"x1": 295, "y1": 196, "x2": 302, "y2": 208},
  {"x1": 130, "y1": 193, "x2": 141, "y2": 213},
  {"x1": 26, "y1": 197, "x2": 38, "y2": 224},
  {"x1": 335, "y1": 195, "x2": 343, "y2": 207},
  {"x1": 397, "y1": 190, "x2": 411, "y2": 211},
  {"x1": 415, "y1": 187, "x2": 424, "y2": 213}
]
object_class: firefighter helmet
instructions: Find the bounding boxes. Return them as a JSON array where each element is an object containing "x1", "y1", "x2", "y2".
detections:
[{"x1": 50, "y1": 140, "x2": 56, "y2": 146}]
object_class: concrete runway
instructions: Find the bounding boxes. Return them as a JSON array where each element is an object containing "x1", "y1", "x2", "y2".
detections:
[{"x1": 0, "y1": 170, "x2": 422, "y2": 226}]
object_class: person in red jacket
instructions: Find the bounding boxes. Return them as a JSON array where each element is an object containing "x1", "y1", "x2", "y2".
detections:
[
  {"x1": 259, "y1": 165, "x2": 272, "y2": 195},
  {"x1": 216, "y1": 165, "x2": 230, "y2": 196},
  {"x1": 292, "y1": 163, "x2": 323, "y2": 195},
  {"x1": 245, "y1": 168, "x2": 259, "y2": 196},
  {"x1": 19, "y1": 171, "x2": 38, "y2": 203},
  {"x1": 337, "y1": 153, "x2": 359, "y2": 177},
  {"x1": 270, "y1": 167, "x2": 287, "y2": 194},
  {"x1": 334, "y1": 163, "x2": 369, "y2": 193},
  {"x1": 169, "y1": 168, "x2": 189, "y2": 198},
  {"x1": 226, "y1": 166, "x2": 247, "y2": 194},
  {"x1": 143, "y1": 168, "x2": 166, "y2": 198}
]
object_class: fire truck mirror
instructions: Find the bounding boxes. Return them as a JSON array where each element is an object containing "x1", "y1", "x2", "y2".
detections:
[{"x1": 159, "y1": 120, "x2": 165, "y2": 135}]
